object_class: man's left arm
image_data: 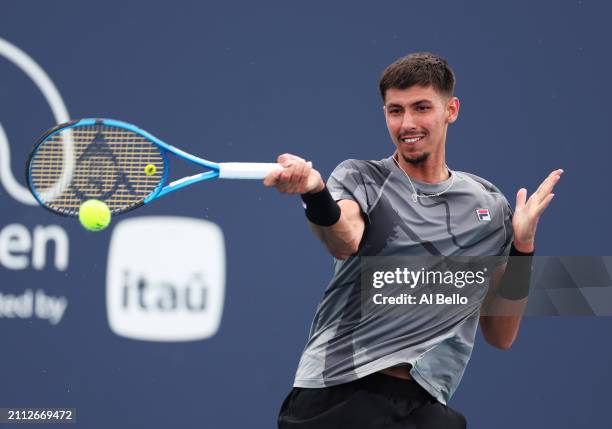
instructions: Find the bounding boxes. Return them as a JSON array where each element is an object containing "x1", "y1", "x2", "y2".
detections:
[{"x1": 480, "y1": 169, "x2": 564, "y2": 349}]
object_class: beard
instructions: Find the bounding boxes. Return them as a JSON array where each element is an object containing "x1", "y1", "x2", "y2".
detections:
[{"x1": 400, "y1": 151, "x2": 430, "y2": 165}]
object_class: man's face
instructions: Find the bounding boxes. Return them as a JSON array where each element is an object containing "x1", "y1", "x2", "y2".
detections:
[{"x1": 384, "y1": 85, "x2": 459, "y2": 165}]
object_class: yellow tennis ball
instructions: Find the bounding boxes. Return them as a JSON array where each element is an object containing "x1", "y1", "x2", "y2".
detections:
[
  {"x1": 145, "y1": 164, "x2": 157, "y2": 176},
  {"x1": 78, "y1": 199, "x2": 111, "y2": 232}
]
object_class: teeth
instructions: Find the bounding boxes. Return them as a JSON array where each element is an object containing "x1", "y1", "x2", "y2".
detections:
[{"x1": 401, "y1": 136, "x2": 423, "y2": 143}]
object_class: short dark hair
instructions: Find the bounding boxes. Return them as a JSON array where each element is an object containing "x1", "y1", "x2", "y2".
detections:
[{"x1": 378, "y1": 52, "x2": 455, "y2": 101}]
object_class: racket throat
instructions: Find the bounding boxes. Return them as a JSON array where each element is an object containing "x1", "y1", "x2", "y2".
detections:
[{"x1": 156, "y1": 171, "x2": 219, "y2": 198}]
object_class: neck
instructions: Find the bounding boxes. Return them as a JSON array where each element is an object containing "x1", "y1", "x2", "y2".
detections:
[{"x1": 393, "y1": 151, "x2": 449, "y2": 183}]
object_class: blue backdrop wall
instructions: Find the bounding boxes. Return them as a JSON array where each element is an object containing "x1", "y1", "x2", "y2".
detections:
[{"x1": 1, "y1": 1, "x2": 610, "y2": 428}]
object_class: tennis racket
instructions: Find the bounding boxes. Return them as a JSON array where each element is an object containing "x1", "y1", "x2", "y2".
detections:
[{"x1": 26, "y1": 118, "x2": 293, "y2": 217}]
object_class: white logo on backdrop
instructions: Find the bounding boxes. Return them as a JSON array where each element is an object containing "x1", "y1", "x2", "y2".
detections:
[
  {"x1": 0, "y1": 38, "x2": 69, "y2": 324},
  {"x1": 0, "y1": 289, "x2": 67, "y2": 325},
  {"x1": 0, "y1": 38, "x2": 70, "y2": 273},
  {"x1": 0, "y1": 37, "x2": 70, "y2": 205},
  {"x1": 106, "y1": 217, "x2": 225, "y2": 342}
]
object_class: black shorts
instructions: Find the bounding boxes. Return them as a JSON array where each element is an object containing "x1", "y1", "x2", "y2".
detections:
[{"x1": 278, "y1": 373, "x2": 466, "y2": 429}]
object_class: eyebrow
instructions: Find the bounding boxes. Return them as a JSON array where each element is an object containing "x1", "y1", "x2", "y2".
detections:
[{"x1": 386, "y1": 99, "x2": 433, "y2": 108}]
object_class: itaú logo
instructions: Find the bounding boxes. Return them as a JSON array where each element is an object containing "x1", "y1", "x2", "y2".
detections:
[
  {"x1": 119, "y1": 271, "x2": 208, "y2": 313},
  {"x1": 106, "y1": 217, "x2": 225, "y2": 342},
  {"x1": 0, "y1": 38, "x2": 69, "y2": 271}
]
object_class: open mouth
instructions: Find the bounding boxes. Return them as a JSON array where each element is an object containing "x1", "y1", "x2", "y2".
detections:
[{"x1": 400, "y1": 135, "x2": 425, "y2": 144}]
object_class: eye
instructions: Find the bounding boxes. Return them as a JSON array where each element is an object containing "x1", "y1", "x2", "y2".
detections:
[
  {"x1": 415, "y1": 105, "x2": 430, "y2": 112},
  {"x1": 388, "y1": 108, "x2": 402, "y2": 115}
]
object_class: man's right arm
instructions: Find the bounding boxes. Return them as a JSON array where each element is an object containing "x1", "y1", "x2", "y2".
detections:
[
  {"x1": 263, "y1": 153, "x2": 365, "y2": 260},
  {"x1": 307, "y1": 199, "x2": 365, "y2": 260}
]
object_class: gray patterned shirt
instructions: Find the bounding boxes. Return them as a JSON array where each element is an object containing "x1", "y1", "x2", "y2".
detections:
[{"x1": 293, "y1": 156, "x2": 513, "y2": 404}]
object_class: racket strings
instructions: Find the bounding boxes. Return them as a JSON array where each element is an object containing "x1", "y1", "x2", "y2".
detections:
[{"x1": 29, "y1": 125, "x2": 165, "y2": 215}]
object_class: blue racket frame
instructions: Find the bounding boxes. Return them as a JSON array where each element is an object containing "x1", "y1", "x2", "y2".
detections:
[
  {"x1": 29, "y1": 118, "x2": 224, "y2": 208},
  {"x1": 95, "y1": 119, "x2": 225, "y2": 203},
  {"x1": 28, "y1": 117, "x2": 287, "y2": 217}
]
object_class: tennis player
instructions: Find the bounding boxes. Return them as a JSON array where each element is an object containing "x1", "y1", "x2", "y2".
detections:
[{"x1": 265, "y1": 52, "x2": 563, "y2": 428}]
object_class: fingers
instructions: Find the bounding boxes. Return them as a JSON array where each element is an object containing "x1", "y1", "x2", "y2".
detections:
[
  {"x1": 533, "y1": 169, "x2": 564, "y2": 203},
  {"x1": 279, "y1": 159, "x2": 299, "y2": 192},
  {"x1": 517, "y1": 168, "x2": 563, "y2": 216},
  {"x1": 263, "y1": 168, "x2": 282, "y2": 187},
  {"x1": 277, "y1": 153, "x2": 305, "y2": 166},
  {"x1": 268, "y1": 153, "x2": 318, "y2": 194},
  {"x1": 264, "y1": 154, "x2": 298, "y2": 187},
  {"x1": 289, "y1": 161, "x2": 308, "y2": 194},
  {"x1": 515, "y1": 188, "x2": 527, "y2": 211},
  {"x1": 534, "y1": 193, "x2": 555, "y2": 217}
]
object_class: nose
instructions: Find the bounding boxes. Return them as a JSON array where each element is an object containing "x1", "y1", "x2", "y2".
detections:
[{"x1": 400, "y1": 111, "x2": 417, "y2": 131}]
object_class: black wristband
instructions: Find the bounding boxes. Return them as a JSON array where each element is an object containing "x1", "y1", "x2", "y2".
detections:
[
  {"x1": 497, "y1": 243, "x2": 534, "y2": 300},
  {"x1": 300, "y1": 187, "x2": 341, "y2": 226}
]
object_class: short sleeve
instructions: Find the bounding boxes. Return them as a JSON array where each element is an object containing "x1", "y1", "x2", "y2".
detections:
[{"x1": 327, "y1": 160, "x2": 370, "y2": 221}]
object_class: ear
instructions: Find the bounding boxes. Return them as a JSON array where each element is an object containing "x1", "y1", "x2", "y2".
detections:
[
  {"x1": 382, "y1": 105, "x2": 391, "y2": 122},
  {"x1": 446, "y1": 97, "x2": 460, "y2": 124}
]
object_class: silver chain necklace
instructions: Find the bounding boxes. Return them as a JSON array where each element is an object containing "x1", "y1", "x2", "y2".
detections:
[{"x1": 392, "y1": 155, "x2": 455, "y2": 203}]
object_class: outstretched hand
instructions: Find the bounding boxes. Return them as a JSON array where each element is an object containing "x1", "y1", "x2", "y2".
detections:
[{"x1": 512, "y1": 169, "x2": 564, "y2": 252}]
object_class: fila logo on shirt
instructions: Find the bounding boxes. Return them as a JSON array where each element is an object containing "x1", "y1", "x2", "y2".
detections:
[{"x1": 476, "y1": 208, "x2": 491, "y2": 222}]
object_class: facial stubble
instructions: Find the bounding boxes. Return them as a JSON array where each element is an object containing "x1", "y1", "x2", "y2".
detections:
[{"x1": 399, "y1": 152, "x2": 429, "y2": 165}]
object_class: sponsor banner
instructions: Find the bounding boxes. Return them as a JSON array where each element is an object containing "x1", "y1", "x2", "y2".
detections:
[
  {"x1": 0, "y1": 38, "x2": 71, "y2": 326},
  {"x1": 106, "y1": 216, "x2": 225, "y2": 342},
  {"x1": 0, "y1": 289, "x2": 67, "y2": 325}
]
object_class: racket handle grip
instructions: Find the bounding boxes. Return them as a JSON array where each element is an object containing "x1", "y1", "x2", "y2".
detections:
[
  {"x1": 218, "y1": 162, "x2": 283, "y2": 179},
  {"x1": 218, "y1": 162, "x2": 314, "y2": 180}
]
